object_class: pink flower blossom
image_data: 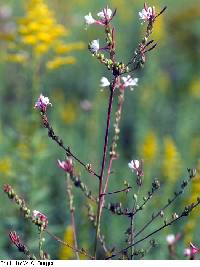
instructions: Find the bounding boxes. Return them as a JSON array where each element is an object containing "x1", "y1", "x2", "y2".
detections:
[
  {"x1": 184, "y1": 242, "x2": 200, "y2": 258},
  {"x1": 32, "y1": 210, "x2": 48, "y2": 229},
  {"x1": 57, "y1": 158, "x2": 73, "y2": 174},
  {"x1": 139, "y1": 3, "x2": 156, "y2": 23},
  {"x1": 128, "y1": 159, "x2": 144, "y2": 177},
  {"x1": 9, "y1": 231, "x2": 25, "y2": 251},
  {"x1": 97, "y1": 7, "x2": 112, "y2": 23},
  {"x1": 3, "y1": 184, "x2": 12, "y2": 193},
  {"x1": 34, "y1": 94, "x2": 52, "y2": 112}
]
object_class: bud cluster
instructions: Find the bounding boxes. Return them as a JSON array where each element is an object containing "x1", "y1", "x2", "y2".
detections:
[{"x1": 4, "y1": 184, "x2": 48, "y2": 230}]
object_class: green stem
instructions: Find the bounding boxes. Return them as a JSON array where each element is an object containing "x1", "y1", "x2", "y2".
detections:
[{"x1": 39, "y1": 229, "x2": 44, "y2": 259}]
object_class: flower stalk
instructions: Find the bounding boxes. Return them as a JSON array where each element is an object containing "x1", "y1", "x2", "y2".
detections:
[{"x1": 94, "y1": 80, "x2": 116, "y2": 258}]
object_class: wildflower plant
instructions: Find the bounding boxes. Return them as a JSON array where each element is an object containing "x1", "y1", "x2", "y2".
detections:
[{"x1": 3, "y1": 2, "x2": 200, "y2": 260}]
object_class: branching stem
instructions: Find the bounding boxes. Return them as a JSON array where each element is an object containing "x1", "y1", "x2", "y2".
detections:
[{"x1": 106, "y1": 200, "x2": 200, "y2": 259}]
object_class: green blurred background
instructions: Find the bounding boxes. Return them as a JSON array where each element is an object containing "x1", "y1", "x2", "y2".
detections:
[{"x1": 0, "y1": 0, "x2": 199, "y2": 260}]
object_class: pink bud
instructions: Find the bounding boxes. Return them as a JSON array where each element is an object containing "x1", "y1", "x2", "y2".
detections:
[
  {"x1": 57, "y1": 158, "x2": 73, "y2": 174},
  {"x1": 32, "y1": 210, "x2": 48, "y2": 229}
]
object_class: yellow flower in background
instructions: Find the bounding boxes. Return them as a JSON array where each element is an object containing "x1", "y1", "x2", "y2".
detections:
[
  {"x1": 15, "y1": 0, "x2": 68, "y2": 56},
  {"x1": 0, "y1": 157, "x2": 12, "y2": 176},
  {"x1": 59, "y1": 102, "x2": 77, "y2": 124},
  {"x1": 162, "y1": 136, "x2": 182, "y2": 182},
  {"x1": 17, "y1": 142, "x2": 31, "y2": 160},
  {"x1": 34, "y1": 43, "x2": 49, "y2": 55},
  {"x1": 151, "y1": 5, "x2": 166, "y2": 41},
  {"x1": 189, "y1": 77, "x2": 200, "y2": 99},
  {"x1": 191, "y1": 137, "x2": 200, "y2": 158},
  {"x1": 5, "y1": 53, "x2": 28, "y2": 64},
  {"x1": 55, "y1": 42, "x2": 85, "y2": 54},
  {"x1": 140, "y1": 131, "x2": 158, "y2": 163},
  {"x1": 21, "y1": 35, "x2": 37, "y2": 45},
  {"x1": 157, "y1": 71, "x2": 171, "y2": 93},
  {"x1": 6, "y1": 0, "x2": 84, "y2": 67},
  {"x1": 59, "y1": 225, "x2": 74, "y2": 260},
  {"x1": 46, "y1": 56, "x2": 76, "y2": 70}
]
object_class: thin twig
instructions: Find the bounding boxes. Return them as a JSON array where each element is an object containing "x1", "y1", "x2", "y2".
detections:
[
  {"x1": 134, "y1": 190, "x2": 182, "y2": 240},
  {"x1": 130, "y1": 174, "x2": 193, "y2": 240},
  {"x1": 87, "y1": 205, "x2": 109, "y2": 255},
  {"x1": 41, "y1": 112, "x2": 100, "y2": 179},
  {"x1": 100, "y1": 186, "x2": 132, "y2": 196},
  {"x1": 130, "y1": 179, "x2": 161, "y2": 217},
  {"x1": 66, "y1": 176, "x2": 79, "y2": 259},
  {"x1": 106, "y1": 200, "x2": 200, "y2": 259},
  {"x1": 46, "y1": 229, "x2": 94, "y2": 260},
  {"x1": 39, "y1": 230, "x2": 44, "y2": 259},
  {"x1": 68, "y1": 171, "x2": 131, "y2": 216},
  {"x1": 130, "y1": 188, "x2": 140, "y2": 259}
]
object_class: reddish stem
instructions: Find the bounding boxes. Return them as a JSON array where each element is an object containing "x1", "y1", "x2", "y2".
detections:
[
  {"x1": 94, "y1": 79, "x2": 116, "y2": 258},
  {"x1": 100, "y1": 156, "x2": 114, "y2": 212},
  {"x1": 101, "y1": 88, "x2": 125, "y2": 214}
]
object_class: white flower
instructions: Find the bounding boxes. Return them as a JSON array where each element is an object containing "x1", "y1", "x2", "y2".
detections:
[
  {"x1": 100, "y1": 77, "x2": 110, "y2": 87},
  {"x1": 89, "y1": 39, "x2": 99, "y2": 53},
  {"x1": 97, "y1": 8, "x2": 112, "y2": 20},
  {"x1": 128, "y1": 160, "x2": 140, "y2": 171},
  {"x1": 84, "y1": 12, "x2": 95, "y2": 25},
  {"x1": 121, "y1": 75, "x2": 138, "y2": 90},
  {"x1": 34, "y1": 94, "x2": 52, "y2": 112},
  {"x1": 128, "y1": 159, "x2": 144, "y2": 177},
  {"x1": 166, "y1": 234, "x2": 175, "y2": 245},
  {"x1": 139, "y1": 5, "x2": 156, "y2": 22}
]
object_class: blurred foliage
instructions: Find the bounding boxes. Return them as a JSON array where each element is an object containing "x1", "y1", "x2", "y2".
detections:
[{"x1": 0, "y1": 0, "x2": 199, "y2": 260}]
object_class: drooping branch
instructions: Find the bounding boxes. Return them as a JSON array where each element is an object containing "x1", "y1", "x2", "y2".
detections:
[{"x1": 40, "y1": 112, "x2": 100, "y2": 179}]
